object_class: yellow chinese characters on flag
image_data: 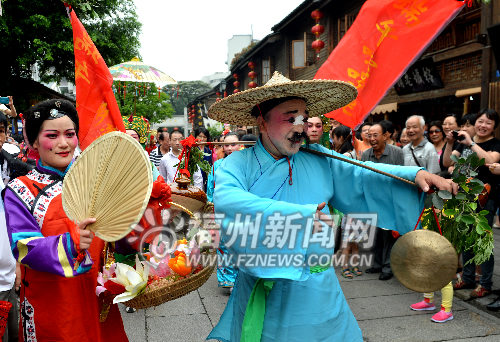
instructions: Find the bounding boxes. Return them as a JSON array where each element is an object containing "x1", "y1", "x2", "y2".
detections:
[
  {"x1": 314, "y1": 0, "x2": 465, "y2": 129},
  {"x1": 69, "y1": 8, "x2": 125, "y2": 150}
]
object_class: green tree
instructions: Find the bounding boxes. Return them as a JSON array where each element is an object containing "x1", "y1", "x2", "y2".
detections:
[
  {"x1": 0, "y1": 0, "x2": 142, "y2": 83},
  {"x1": 207, "y1": 123, "x2": 223, "y2": 138},
  {"x1": 164, "y1": 81, "x2": 212, "y2": 116},
  {"x1": 114, "y1": 81, "x2": 174, "y2": 124}
]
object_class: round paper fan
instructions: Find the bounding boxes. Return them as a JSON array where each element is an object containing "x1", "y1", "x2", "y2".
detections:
[{"x1": 62, "y1": 131, "x2": 153, "y2": 242}]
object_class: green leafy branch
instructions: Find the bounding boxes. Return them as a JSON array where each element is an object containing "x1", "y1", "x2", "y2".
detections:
[
  {"x1": 421, "y1": 152, "x2": 493, "y2": 265},
  {"x1": 175, "y1": 145, "x2": 211, "y2": 184}
]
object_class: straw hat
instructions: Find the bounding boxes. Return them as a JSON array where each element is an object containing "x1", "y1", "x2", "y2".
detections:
[{"x1": 208, "y1": 71, "x2": 357, "y2": 125}]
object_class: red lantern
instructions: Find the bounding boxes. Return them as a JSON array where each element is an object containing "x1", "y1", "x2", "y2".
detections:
[
  {"x1": 311, "y1": 24, "x2": 325, "y2": 37},
  {"x1": 123, "y1": 84, "x2": 127, "y2": 99},
  {"x1": 248, "y1": 61, "x2": 257, "y2": 89},
  {"x1": 312, "y1": 40, "x2": 325, "y2": 51},
  {"x1": 311, "y1": 9, "x2": 325, "y2": 60},
  {"x1": 233, "y1": 74, "x2": 240, "y2": 94},
  {"x1": 311, "y1": 9, "x2": 324, "y2": 21}
]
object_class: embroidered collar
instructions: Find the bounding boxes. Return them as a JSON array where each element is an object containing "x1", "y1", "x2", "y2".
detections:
[{"x1": 36, "y1": 160, "x2": 73, "y2": 179}]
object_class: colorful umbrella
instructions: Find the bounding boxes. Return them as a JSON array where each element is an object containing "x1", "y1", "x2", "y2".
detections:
[{"x1": 109, "y1": 57, "x2": 177, "y2": 86}]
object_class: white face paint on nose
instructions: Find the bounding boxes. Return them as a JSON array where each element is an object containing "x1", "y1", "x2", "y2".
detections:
[{"x1": 293, "y1": 115, "x2": 305, "y2": 125}]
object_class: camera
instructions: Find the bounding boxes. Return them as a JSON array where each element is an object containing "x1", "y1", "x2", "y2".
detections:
[{"x1": 452, "y1": 131, "x2": 465, "y2": 141}]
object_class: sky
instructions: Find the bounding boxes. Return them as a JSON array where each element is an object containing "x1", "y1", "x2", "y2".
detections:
[{"x1": 133, "y1": 0, "x2": 305, "y2": 82}]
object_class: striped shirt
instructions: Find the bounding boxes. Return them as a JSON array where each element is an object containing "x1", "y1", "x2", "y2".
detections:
[{"x1": 149, "y1": 146, "x2": 168, "y2": 167}]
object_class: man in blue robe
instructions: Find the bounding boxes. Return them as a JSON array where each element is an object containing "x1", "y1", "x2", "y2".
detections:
[{"x1": 206, "y1": 72, "x2": 457, "y2": 342}]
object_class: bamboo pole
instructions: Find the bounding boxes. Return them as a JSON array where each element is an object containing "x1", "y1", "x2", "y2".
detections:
[
  {"x1": 299, "y1": 147, "x2": 416, "y2": 187},
  {"x1": 196, "y1": 141, "x2": 416, "y2": 187}
]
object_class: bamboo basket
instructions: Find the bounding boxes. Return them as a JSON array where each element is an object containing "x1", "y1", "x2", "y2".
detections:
[
  {"x1": 123, "y1": 258, "x2": 215, "y2": 309},
  {"x1": 122, "y1": 201, "x2": 218, "y2": 309}
]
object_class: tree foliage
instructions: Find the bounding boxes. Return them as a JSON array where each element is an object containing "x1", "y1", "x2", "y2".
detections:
[
  {"x1": 163, "y1": 81, "x2": 212, "y2": 116},
  {"x1": 113, "y1": 81, "x2": 174, "y2": 124},
  {"x1": 0, "y1": 0, "x2": 142, "y2": 83},
  {"x1": 422, "y1": 152, "x2": 493, "y2": 266}
]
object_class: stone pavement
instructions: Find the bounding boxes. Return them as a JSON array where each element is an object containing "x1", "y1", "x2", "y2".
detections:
[{"x1": 121, "y1": 228, "x2": 500, "y2": 342}]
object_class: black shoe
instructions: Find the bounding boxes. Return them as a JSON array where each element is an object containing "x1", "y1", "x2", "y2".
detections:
[
  {"x1": 379, "y1": 272, "x2": 393, "y2": 280},
  {"x1": 365, "y1": 267, "x2": 382, "y2": 274},
  {"x1": 125, "y1": 307, "x2": 136, "y2": 313},
  {"x1": 487, "y1": 297, "x2": 500, "y2": 312}
]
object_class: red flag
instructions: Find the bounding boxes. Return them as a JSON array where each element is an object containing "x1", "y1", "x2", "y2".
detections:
[
  {"x1": 315, "y1": 0, "x2": 465, "y2": 129},
  {"x1": 68, "y1": 7, "x2": 125, "y2": 150}
]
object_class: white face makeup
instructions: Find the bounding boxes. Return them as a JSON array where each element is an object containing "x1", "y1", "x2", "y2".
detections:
[{"x1": 293, "y1": 115, "x2": 305, "y2": 125}]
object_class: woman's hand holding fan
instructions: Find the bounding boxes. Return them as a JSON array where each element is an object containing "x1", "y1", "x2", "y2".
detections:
[{"x1": 78, "y1": 218, "x2": 96, "y2": 251}]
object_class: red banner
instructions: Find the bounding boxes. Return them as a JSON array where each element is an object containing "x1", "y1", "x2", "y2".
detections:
[
  {"x1": 314, "y1": 0, "x2": 465, "y2": 129},
  {"x1": 69, "y1": 7, "x2": 125, "y2": 150}
]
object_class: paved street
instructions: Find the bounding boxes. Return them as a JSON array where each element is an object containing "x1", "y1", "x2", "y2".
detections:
[{"x1": 121, "y1": 228, "x2": 500, "y2": 342}]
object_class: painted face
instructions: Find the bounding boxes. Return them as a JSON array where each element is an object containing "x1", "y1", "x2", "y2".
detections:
[
  {"x1": 442, "y1": 116, "x2": 458, "y2": 135},
  {"x1": 33, "y1": 116, "x2": 78, "y2": 172},
  {"x1": 0, "y1": 125, "x2": 5, "y2": 151},
  {"x1": 307, "y1": 117, "x2": 323, "y2": 144},
  {"x1": 223, "y1": 135, "x2": 240, "y2": 156},
  {"x1": 170, "y1": 132, "x2": 184, "y2": 153},
  {"x1": 428, "y1": 125, "x2": 443, "y2": 144},
  {"x1": 367, "y1": 124, "x2": 385, "y2": 151},
  {"x1": 126, "y1": 129, "x2": 140, "y2": 143},
  {"x1": 475, "y1": 114, "x2": 495, "y2": 138},
  {"x1": 258, "y1": 99, "x2": 309, "y2": 158},
  {"x1": 405, "y1": 117, "x2": 423, "y2": 143},
  {"x1": 196, "y1": 132, "x2": 207, "y2": 142},
  {"x1": 461, "y1": 122, "x2": 475, "y2": 138}
]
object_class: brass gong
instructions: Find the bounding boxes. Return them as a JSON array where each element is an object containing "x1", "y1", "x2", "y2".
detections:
[{"x1": 391, "y1": 230, "x2": 458, "y2": 293}]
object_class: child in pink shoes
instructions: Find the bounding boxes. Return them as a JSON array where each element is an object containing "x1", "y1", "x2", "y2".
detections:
[{"x1": 410, "y1": 281, "x2": 454, "y2": 323}]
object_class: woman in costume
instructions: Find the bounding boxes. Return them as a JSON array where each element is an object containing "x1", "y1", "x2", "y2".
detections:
[
  {"x1": 207, "y1": 133, "x2": 241, "y2": 291},
  {"x1": 122, "y1": 114, "x2": 160, "y2": 181},
  {"x1": 3, "y1": 99, "x2": 128, "y2": 341},
  {"x1": 307, "y1": 115, "x2": 333, "y2": 149}
]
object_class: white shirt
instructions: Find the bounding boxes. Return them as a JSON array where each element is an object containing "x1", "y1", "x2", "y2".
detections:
[
  {"x1": 159, "y1": 150, "x2": 203, "y2": 189},
  {"x1": 0, "y1": 181, "x2": 16, "y2": 290}
]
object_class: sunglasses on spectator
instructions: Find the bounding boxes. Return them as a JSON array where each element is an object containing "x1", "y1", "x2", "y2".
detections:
[{"x1": 429, "y1": 129, "x2": 441, "y2": 134}]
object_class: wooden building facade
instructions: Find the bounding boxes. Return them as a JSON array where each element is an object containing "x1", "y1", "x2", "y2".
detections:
[{"x1": 191, "y1": 0, "x2": 500, "y2": 134}]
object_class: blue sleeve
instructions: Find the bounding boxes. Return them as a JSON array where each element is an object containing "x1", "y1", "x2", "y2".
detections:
[{"x1": 308, "y1": 144, "x2": 426, "y2": 235}]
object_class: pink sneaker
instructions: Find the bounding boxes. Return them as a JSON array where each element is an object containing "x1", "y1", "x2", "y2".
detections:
[
  {"x1": 410, "y1": 300, "x2": 436, "y2": 311},
  {"x1": 431, "y1": 306, "x2": 453, "y2": 323}
]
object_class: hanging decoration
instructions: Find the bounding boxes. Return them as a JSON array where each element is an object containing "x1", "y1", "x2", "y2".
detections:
[
  {"x1": 248, "y1": 61, "x2": 257, "y2": 88},
  {"x1": 233, "y1": 74, "x2": 240, "y2": 94},
  {"x1": 157, "y1": 86, "x2": 161, "y2": 100},
  {"x1": 311, "y1": 9, "x2": 325, "y2": 60}
]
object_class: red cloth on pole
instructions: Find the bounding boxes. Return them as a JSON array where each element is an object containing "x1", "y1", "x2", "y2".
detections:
[
  {"x1": 314, "y1": 0, "x2": 465, "y2": 129},
  {"x1": 69, "y1": 8, "x2": 125, "y2": 150}
]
